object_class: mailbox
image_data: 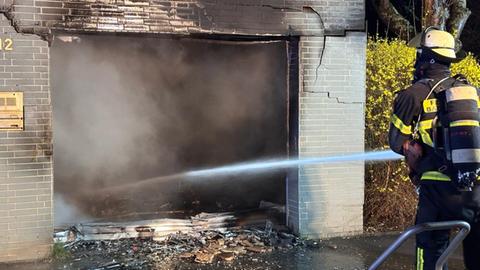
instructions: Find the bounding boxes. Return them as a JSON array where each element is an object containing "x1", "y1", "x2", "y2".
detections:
[{"x1": 0, "y1": 92, "x2": 24, "y2": 130}]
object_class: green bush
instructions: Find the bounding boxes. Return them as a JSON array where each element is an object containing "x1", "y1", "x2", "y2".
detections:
[
  {"x1": 52, "y1": 243, "x2": 71, "y2": 261},
  {"x1": 452, "y1": 55, "x2": 480, "y2": 85},
  {"x1": 364, "y1": 37, "x2": 480, "y2": 231}
]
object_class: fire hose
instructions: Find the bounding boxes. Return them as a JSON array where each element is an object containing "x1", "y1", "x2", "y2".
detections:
[{"x1": 368, "y1": 221, "x2": 470, "y2": 270}]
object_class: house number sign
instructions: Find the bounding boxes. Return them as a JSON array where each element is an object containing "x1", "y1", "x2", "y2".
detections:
[{"x1": 0, "y1": 38, "x2": 13, "y2": 51}]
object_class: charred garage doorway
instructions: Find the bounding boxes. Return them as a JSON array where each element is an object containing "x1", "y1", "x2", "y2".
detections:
[{"x1": 51, "y1": 34, "x2": 290, "y2": 222}]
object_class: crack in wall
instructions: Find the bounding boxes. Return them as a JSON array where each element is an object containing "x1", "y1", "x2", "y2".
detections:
[
  {"x1": 314, "y1": 36, "x2": 326, "y2": 83},
  {"x1": 0, "y1": 7, "x2": 51, "y2": 41},
  {"x1": 302, "y1": 6, "x2": 326, "y2": 85},
  {"x1": 0, "y1": 7, "x2": 22, "y2": 33},
  {"x1": 297, "y1": 6, "x2": 327, "y2": 94},
  {"x1": 214, "y1": 2, "x2": 303, "y2": 12},
  {"x1": 304, "y1": 6, "x2": 325, "y2": 29},
  {"x1": 303, "y1": 90, "x2": 364, "y2": 104},
  {"x1": 260, "y1": 5, "x2": 302, "y2": 12},
  {"x1": 303, "y1": 27, "x2": 366, "y2": 105}
]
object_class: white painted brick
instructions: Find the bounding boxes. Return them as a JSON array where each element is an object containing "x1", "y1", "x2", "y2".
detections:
[{"x1": 288, "y1": 32, "x2": 366, "y2": 238}]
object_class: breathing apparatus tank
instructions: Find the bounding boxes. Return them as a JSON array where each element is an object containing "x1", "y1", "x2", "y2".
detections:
[{"x1": 433, "y1": 77, "x2": 480, "y2": 189}]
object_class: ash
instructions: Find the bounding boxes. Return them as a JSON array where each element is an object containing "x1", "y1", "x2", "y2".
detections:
[{"x1": 60, "y1": 226, "x2": 301, "y2": 270}]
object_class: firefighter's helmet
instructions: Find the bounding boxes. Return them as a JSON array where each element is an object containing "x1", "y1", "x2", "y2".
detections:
[{"x1": 408, "y1": 26, "x2": 466, "y2": 63}]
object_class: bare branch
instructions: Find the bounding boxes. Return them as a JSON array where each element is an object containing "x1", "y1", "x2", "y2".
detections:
[
  {"x1": 371, "y1": 0, "x2": 415, "y2": 39},
  {"x1": 446, "y1": 0, "x2": 471, "y2": 38},
  {"x1": 434, "y1": 0, "x2": 450, "y2": 29}
]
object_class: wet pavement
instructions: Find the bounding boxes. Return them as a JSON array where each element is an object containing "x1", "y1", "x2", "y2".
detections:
[{"x1": 0, "y1": 233, "x2": 465, "y2": 270}]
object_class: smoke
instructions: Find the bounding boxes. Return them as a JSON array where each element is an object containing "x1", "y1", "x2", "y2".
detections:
[
  {"x1": 54, "y1": 194, "x2": 90, "y2": 226},
  {"x1": 51, "y1": 35, "x2": 287, "y2": 219}
]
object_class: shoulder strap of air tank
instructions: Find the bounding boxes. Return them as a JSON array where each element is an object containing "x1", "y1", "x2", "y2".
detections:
[
  {"x1": 430, "y1": 77, "x2": 454, "y2": 95},
  {"x1": 413, "y1": 77, "x2": 451, "y2": 139},
  {"x1": 452, "y1": 74, "x2": 470, "y2": 86}
]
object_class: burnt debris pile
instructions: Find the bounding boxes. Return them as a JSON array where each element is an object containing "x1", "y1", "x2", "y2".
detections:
[
  {"x1": 59, "y1": 225, "x2": 300, "y2": 269},
  {"x1": 54, "y1": 205, "x2": 299, "y2": 269}
]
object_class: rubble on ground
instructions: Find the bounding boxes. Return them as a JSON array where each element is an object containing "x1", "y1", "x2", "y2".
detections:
[
  {"x1": 59, "y1": 224, "x2": 300, "y2": 269},
  {"x1": 55, "y1": 206, "x2": 300, "y2": 269}
]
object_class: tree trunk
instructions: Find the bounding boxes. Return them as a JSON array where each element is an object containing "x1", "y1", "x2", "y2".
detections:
[
  {"x1": 371, "y1": 0, "x2": 415, "y2": 39},
  {"x1": 371, "y1": 0, "x2": 473, "y2": 44},
  {"x1": 423, "y1": 0, "x2": 437, "y2": 26},
  {"x1": 447, "y1": 0, "x2": 471, "y2": 39}
]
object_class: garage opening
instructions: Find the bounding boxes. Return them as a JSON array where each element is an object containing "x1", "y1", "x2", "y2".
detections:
[{"x1": 51, "y1": 34, "x2": 290, "y2": 223}]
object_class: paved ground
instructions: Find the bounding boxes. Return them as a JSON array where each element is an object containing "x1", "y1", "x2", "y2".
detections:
[{"x1": 0, "y1": 233, "x2": 465, "y2": 270}]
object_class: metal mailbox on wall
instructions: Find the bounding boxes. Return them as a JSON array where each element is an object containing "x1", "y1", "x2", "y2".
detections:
[{"x1": 0, "y1": 92, "x2": 24, "y2": 130}]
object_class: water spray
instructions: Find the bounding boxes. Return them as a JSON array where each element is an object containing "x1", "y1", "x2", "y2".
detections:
[
  {"x1": 63, "y1": 150, "x2": 403, "y2": 222},
  {"x1": 127, "y1": 150, "x2": 402, "y2": 188},
  {"x1": 186, "y1": 150, "x2": 401, "y2": 178}
]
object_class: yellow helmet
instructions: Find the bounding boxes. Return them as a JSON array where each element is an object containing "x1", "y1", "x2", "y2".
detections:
[{"x1": 408, "y1": 26, "x2": 466, "y2": 63}]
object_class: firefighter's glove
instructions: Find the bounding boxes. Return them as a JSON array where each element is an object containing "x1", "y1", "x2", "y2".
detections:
[
  {"x1": 402, "y1": 140, "x2": 423, "y2": 170},
  {"x1": 408, "y1": 170, "x2": 421, "y2": 187},
  {"x1": 403, "y1": 140, "x2": 423, "y2": 187}
]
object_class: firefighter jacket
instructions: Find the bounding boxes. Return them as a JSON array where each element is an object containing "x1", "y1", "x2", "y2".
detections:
[{"x1": 389, "y1": 63, "x2": 452, "y2": 181}]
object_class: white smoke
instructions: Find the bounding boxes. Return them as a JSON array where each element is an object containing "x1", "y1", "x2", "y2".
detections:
[{"x1": 54, "y1": 194, "x2": 90, "y2": 226}]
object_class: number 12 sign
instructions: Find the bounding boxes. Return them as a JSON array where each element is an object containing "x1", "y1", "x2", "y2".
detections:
[{"x1": 0, "y1": 38, "x2": 13, "y2": 51}]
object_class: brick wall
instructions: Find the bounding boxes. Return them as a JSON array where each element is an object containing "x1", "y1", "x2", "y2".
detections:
[
  {"x1": 0, "y1": 14, "x2": 53, "y2": 262},
  {"x1": 1, "y1": 0, "x2": 364, "y2": 37},
  {"x1": 289, "y1": 32, "x2": 367, "y2": 237},
  {"x1": 0, "y1": 0, "x2": 366, "y2": 262}
]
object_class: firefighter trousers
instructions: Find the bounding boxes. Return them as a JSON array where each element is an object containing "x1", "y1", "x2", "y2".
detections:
[{"x1": 415, "y1": 182, "x2": 480, "y2": 270}]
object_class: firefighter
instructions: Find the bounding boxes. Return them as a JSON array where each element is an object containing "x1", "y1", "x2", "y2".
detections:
[{"x1": 388, "y1": 27, "x2": 480, "y2": 270}]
